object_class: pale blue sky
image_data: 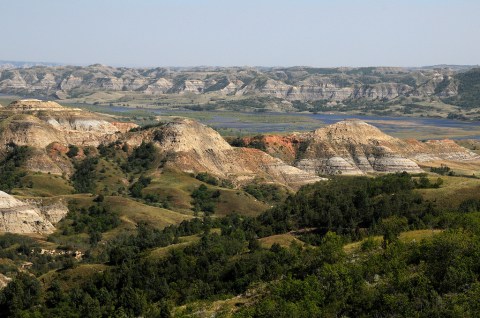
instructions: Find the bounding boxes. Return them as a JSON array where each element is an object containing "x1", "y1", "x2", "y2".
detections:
[{"x1": 1, "y1": 0, "x2": 479, "y2": 67}]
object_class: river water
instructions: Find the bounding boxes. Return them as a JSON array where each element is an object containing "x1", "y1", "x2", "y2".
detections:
[
  {"x1": 35, "y1": 101, "x2": 480, "y2": 140},
  {"x1": 87, "y1": 106, "x2": 480, "y2": 139}
]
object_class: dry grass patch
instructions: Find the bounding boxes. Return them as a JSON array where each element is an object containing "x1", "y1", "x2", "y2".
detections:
[
  {"x1": 417, "y1": 175, "x2": 480, "y2": 210},
  {"x1": 101, "y1": 196, "x2": 193, "y2": 240},
  {"x1": 343, "y1": 229, "x2": 443, "y2": 254},
  {"x1": 148, "y1": 234, "x2": 201, "y2": 259},
  {"x1": 258, "y1": 233, "x2": 305, "y2": 249},
  {"x1": 420, "y1": 160, "x2": 480, "y2": 176},
  {"x1": 39, "y1": 264, "x2": 109, "y2": 291},
  {"x1": 215, "y1": 189, "x2": 268, "y2": 217},
  {"x1": 13, "y1": 173, "x2": 74, "y2": 197}
]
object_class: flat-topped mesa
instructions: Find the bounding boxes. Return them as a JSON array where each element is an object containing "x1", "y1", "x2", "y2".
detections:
[
  {"x1": 2, "y1": 99, "x2": 121, "y2": 134},
  {"x1": 0, "y1": 100, "x2": 128, "y2": 175},
  {"x1": 6, "y1": 99, "x2": 78, "y2": 112}
]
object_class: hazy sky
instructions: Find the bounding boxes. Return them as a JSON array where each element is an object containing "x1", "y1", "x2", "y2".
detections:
[{"x1": 1, "y1": 0, "x2": 479, "y2": 67}]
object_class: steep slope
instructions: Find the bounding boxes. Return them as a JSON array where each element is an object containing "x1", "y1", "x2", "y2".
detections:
[
  {"x1": 242, "y1": 120, "x2": 480, "y2": 175},
  {"x1": 0, "y1": 191, "x2": 67, "y2": 234},
  {"x1": 0, "y1": 100, "x2": 321, "y2": 188},
  {"x1": 297, "y1": 121, "x2": 424, "y2": 175},
  {"x1": 123, "y1": 119, "x2": 323, "y2": 188}
]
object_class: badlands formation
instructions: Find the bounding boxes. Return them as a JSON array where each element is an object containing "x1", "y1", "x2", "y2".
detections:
[
  {"x1": 0, "y1": 99, "x2": 479, "y2": 234},
  {"x1": 122, "y1": 118, "x2": 322, "y2": 187},
  {"x1": 0, "y1": 100, "x2": 321, "y2": 188},
  {"x1": 242, "y1": 120, "x2": 480, "y2": 175},
  {"x1": 0, "y1": 65, "x2": 461, "y2": 101},
  {"x1": 0, "y1": 100, "x2": 477, "y2": 180},
  {"x1": 0, "y1": 99, "x2": 135, "y2": 175}
]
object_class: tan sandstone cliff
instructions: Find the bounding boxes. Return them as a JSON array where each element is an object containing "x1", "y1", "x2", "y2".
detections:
[
  {"x1": 0, "y1": 100, "x2": 131, "y2": 175},
  {"x1": 0, "y1": 191, "x2": 68, "y2": 234}
]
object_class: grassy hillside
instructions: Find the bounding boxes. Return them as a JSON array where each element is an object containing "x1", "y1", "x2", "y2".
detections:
[
  {"x1": 417, "y1": 175, "x2": 480, "y2": 210},
  {"x1": 12, "y1": 173, "x2": 74, "y2": 197},
  {"x1": 143, "y1": 169, "x2": 269, "y2": 216}
]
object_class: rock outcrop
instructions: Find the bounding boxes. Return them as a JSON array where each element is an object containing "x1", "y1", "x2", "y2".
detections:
[
  {"x1": 0, "y1": 100, "x2": 121, "y2": 149},
  {"x1": 0, "y1": 191, "x2": 67, "y2": 234},
  {"x1": 123, "y1": 119, "x2": 323, "y2": 188},
  {"x1": 241, "y1": 120, "x2": 480, "y2": 175},
  {"x1": 0, "y1": 100, "x2": 125, "y2": 175},
  {"x1": 0, "y1": 65, "x2": 470, "y2": 103},
  {"x1": 0, "y1": 273, "x2": 11, "y2": 290},
  {"x1": 1, "y1": 99, "x2": 477, "y2": 185},
  {"x1": 0, "y1": 100, "x2": 321, "y2": 188},
  {"x1": 296, "y1": 120, "x2": 424, "y2": 175}
]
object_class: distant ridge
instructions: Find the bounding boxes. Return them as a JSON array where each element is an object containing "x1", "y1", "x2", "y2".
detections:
[
  {"x1": 0, "y1": 63, "x2": 478, "y2": 118},
  {"x1": 0, "y1": 60, "x2": 63, "y2": 70}
]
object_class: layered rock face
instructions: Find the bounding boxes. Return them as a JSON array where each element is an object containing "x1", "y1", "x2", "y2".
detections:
[
  {"x1": 0, "y1": 191, "x2": 67, "y2": 234},
  {"x1": 296, "y1": 121, "x2": 424, "y2": 175},
  {"x1": 0, "y1": 100, "x2": 321, "y2": 188},
  {"x1": 0, "y1": 65, "x2": 466, "y2": 102},
  {"x1": 123, "y1": 119, "x2": 323, "y2": 188},
  {"x1": 392, "y1": 139, "x2": 480, "y2": 163},
  {"x1": 0, "y1": 100, "x2": 128, "y2": 174},
  {"x1": 2, "y1": 99, "x2": 476, "y2": 186},
  {"x1": 243, "y1": 120, "x2": 479, "y2": 175},
  {"x1": 3, "y1": 99, "x2": 120, "y2": 137}
]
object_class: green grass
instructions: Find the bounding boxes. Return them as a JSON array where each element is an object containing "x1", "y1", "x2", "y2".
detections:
[
  {"x1": 144, "y1": 169, "x2": 269, "y2": 217},
  {"x1": 143, "y1": 169, "x2": 204, "y2": 213},
  {"x1": 147, "y1": 229, "x2": 220, "y2": 260},
  {"x1": 258, "y1": 229, "x2": 444, "y2": 254},
  {"x1": 148, "y1": 234, "x2": 201, "y2": 259},
  {"x1": 93, "y1": 158, "x2": 129, "y2": 195},
  {"x1": 417, "y1": 175, "x2": 480, "y2": 210},
  {"x1": 258, "y1": 233, "x2": 306, "y2": 249},
  {"x1": 343, "y1": 229, "x2": 443, "y2": 254},
  {"x1": 39, "y1": 264, "x2": 109, "y2": 291},
  {"x1": 215, "y1": 189, "x2": 268, "y2": 217},
  {"x1": 101, "y1": 196, "x2": 193, "y2": 239},
  {"x1": 44, "y1": 192, "x2": 193, "y2": 242},
  {"x1": 13, "y1": 172, "x2": 74, "y2": 197}
]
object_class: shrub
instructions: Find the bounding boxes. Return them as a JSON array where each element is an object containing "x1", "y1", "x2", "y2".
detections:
[
  {"x1": 0, "y1": 143, "x2": 31, "y2": 192},
  {"x1": 130, "y1": 175, "x2": 151, "y2": 198},
  {"x1": 71, "y1": 157, "x2": 99, "y2": 193},
  {"x1": 195, "y1": 172, "x2": 219, "y2": 186},
  {"x1": 66, "y1": 145, "x2": 79, "y2": 158}
]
